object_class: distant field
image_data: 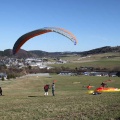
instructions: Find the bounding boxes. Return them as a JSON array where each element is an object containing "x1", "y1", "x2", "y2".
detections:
[
  {"x1": 0, "y1": 75, "x2": 120, "y2": 120},
  {"x1": 50, "y1": 60, "x2": 120, "y2": 70},
  {"x1": 50, "y1": 52, "x2": 120, "y2": 70},
  {"x1": 60, "y1": 52, "x2": 120, "y2": 61}
]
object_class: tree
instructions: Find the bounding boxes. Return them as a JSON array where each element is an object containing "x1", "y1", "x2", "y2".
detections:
[
  {"x1": 116, "y1": 71, "x2": 120, "y2": 77},
  {"x1": 2, "y1": 76, "x2": 4, "y2": 81}
]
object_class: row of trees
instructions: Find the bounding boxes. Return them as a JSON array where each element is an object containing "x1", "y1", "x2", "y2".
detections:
[{"x1": 0, "y1": 64, "x2": 120, "y2": 80}]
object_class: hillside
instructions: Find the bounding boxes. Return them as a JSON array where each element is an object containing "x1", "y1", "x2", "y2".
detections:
[
  {"x1": 80, "y1": 46, "x2": 120, "y2": 56},
  {"x1": 0, "y1": 46, "x2": 120, "y2": 58},
  {"x1": 0, "y1": 49, "x2": 38, "y2": 58},
  {"x1": 26, "y1": 46, "x2": 120, "y2": 58}
]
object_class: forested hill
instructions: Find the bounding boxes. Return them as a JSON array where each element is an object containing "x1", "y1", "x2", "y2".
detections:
[
  {"x1": 0, "y1": 46, "x2": 120, "y2": 58},
  {"x1": 29, "y1": 46, "x2": 120, "y2": 57},
  {"x1": 80, "y1": 46, "x2": 120, "y2": 56}
]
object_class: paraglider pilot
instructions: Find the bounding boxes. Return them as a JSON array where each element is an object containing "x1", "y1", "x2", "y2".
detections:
[{"x1": 101, "y1": 82, "x2": 107, "y2": 88}]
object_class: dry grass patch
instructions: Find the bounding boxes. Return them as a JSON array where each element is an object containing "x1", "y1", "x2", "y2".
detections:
[{"x1": 0, "y1": 75, "x2": 120, "y2": 120}]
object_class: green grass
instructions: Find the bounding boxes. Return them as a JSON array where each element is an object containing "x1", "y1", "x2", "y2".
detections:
[
  {"x1": 0, "y1": 75, "x2": 120, "y2": 120},
  {"x1": 50, "y1": 60, "x2": 120, "y2": 70},
  {"x1": 50, "y1": 52, "x2": 120, "y2": 70}
]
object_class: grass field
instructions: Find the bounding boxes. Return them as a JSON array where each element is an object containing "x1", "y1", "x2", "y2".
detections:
[
  {"x1": 0, "y1": 75, "x2": 120, "y2": 120},
  {"x1": 50, "y1": 52, "x2": 120, "y2": 70},
  {"x1": 50, "y1": 60, "x2": 120, "y2": 70}
]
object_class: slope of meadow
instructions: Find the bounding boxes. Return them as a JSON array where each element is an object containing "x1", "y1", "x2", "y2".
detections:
[
  {"x1": 51, "y1": 52, "x2": 120, "y2": 70},
  {"x1": 0, "y1": 75, "x2": 120, "y2": 120}
]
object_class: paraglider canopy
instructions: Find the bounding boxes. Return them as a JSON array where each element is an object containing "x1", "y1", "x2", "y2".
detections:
[
  {"x1": 13, "y1": 27, "x2": 78, "y2": 55},
  {"x1": 95, "y1": 87, "x2": 120, "y2": 92}
]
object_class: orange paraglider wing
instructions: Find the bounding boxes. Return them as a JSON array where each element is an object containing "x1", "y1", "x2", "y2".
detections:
[{"x1": 13, "y1": 27, "x2": 78, "y2": 54}]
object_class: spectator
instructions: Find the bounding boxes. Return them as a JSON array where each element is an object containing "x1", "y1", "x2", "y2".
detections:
[
  {"x1": 52, "y1": 83, "x2": 55, "y2": 96},
  {"x1": 0, "y1": 87, "x2": 2, "y2": 96},
  {"x1": 44, "y1": 84, "x2": 49, "y2": 96}
]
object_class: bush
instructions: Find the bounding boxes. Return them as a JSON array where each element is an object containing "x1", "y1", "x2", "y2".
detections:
[
  {"x1": 116, "y1": 71, "x2": 120, "y2": 77},
  {"x1": 7, "y1": 74, "x2": 16, "y2": 79},
  {"x1": 1, "y1": 76, "x2": 4, "y2": 81},
  {"x1": 7, "y1": 75, "x2": 10, "y2": 80}
]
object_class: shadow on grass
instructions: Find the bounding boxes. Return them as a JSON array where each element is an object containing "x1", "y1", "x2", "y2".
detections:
[
  {"x1": 28, "y1": 95, "x2": 50, "y2": 97},
  {"x1": 0, "y1": 95, "x2": 4, "y2": 96},
  {"x1": 28, "y1": 95, "x2": 40, "y2": 97},
  {"x1": 28, "y1": 95, "x2": 53, "y2": 97}
]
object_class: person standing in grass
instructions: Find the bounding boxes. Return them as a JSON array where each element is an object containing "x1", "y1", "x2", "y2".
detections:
[
  {"x1": 44, "y1": 84, "x2": 49, "y2": 96},
  {"x1": 52, "y1": 83, "x2": 55, "y2": 96},
  {"x1": 0, "y1": 87, "x2": 2, "y2": 96}
]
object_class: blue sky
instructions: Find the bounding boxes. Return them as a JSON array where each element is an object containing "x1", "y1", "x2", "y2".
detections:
[{"x1": 0, "y1": 0, "x2": 120, "y2": 52}]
